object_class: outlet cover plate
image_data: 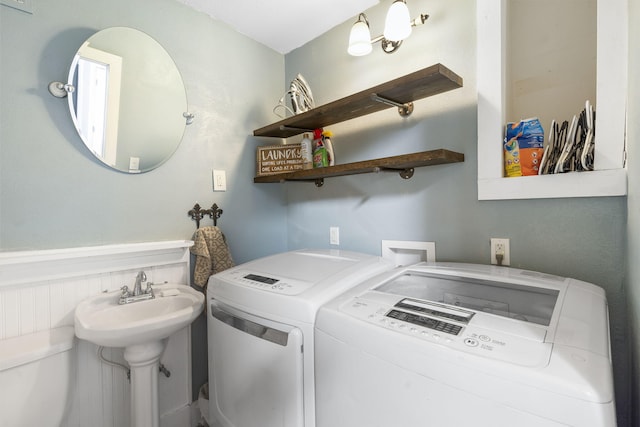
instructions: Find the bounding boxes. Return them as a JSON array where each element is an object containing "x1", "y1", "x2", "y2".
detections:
[
  {"x1": 330, "y1": 227, "x2": 340, "y2": 245},
  {"x1": 490, "y1": 238, "x2": 510, "y2": 266},
  {"x1": 213, "y1": 170, "x2": 227, "y2": 191}
]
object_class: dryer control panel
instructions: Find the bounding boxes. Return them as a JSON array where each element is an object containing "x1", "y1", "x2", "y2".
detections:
[{"x1": 219, "y1": 269, "x2": 313, "y2": 295}]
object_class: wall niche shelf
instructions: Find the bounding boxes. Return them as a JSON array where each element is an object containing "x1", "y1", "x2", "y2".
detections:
[
  {"x1": 253, "y1": 64, "x2": 464, "y2": 185},
  {"x1": 254, "y1": 150, "x2": 464, "y2": 187},
  {"x1": 476, "y1": 0, "x2": 627, "y2": 200}
]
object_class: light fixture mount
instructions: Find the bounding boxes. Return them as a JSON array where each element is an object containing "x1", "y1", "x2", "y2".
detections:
[{"x1": 381, "y1": 38, "x2": 402, "y2": 54}]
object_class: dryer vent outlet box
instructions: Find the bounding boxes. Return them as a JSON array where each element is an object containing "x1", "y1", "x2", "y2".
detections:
[{"x1": 382, "y1": 240, "x2": 436, "y2": 266}]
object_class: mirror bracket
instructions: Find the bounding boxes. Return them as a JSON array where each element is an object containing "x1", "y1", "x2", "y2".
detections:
[
  {"x1": 48, "y1": 81, "x2": 75, "y2": 98},
  {"x1": 183, "y1": 112, "x2": 195, "y2": 125}
]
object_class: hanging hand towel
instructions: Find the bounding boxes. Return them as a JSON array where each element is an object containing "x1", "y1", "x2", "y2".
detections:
[{"x1": 190, "y1": 226, "x2": 235, "y2": 294}]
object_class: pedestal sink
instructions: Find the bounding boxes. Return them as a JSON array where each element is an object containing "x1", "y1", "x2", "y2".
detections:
[{"x1": 74, "y1": 283, "x2": 204, "y2": 427}]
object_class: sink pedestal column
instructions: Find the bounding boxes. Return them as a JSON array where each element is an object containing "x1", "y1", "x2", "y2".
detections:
[{"x1": 124, "y1": 340, "x2": 167, "y2": 427}]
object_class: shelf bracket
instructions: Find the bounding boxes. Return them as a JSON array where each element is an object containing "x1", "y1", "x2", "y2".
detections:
[
  {"x1": 380, "y1": 166, "x2": 415, "y2": 179},
  {"x1": 380, "y1": 167, "x2": 414, "y2": 179},
  {"x1": 314, "y1": 178, "x2": 324, "y2": 187},
  {"x1": 399, "y1": 168, "x2": 415, "y2": 179},
  {"x1": 371, "y1": 94, "x2": 414, "y2": 117}
]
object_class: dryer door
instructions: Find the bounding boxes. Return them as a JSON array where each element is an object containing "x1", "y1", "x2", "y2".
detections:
[{"x1": 208, "y1": 300, "x2": 304, "y2": 427}]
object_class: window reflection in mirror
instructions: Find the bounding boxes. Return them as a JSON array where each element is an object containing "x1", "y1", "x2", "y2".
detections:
[{"x1": 74, "y1": 45, "x2": 123, "y2": 166}]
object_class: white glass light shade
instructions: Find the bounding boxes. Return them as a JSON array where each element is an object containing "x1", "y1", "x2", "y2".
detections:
[
  {"x1": 348, "y1": 17, "x2": 372, "y2": 56},
  {"x1": 383, "y1": 0, "x2": 412, "y2": 41}
]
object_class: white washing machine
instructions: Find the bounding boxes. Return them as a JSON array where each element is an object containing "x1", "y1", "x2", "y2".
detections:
[
  {"x1": 315, "y1": 262, "x2": 617, "y2": 427},
  {"x1": 206, "y1": 249, "x2": 393, "y2": 427}
]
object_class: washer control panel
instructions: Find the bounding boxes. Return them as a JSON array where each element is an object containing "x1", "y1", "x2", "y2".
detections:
[
  {"x1": 340, "y1": 292, "x2": 551, "y2": 367},
  {"x1": 386, "y1": 309, "x2": 463, "y2": 336}
]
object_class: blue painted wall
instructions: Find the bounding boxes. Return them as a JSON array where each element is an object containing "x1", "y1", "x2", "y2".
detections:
[
  {"x1": 0, "y1": 0, "x2": 288, "y2": 264},
  {"x1": 283, "y1": 0, "x2": 631, "y2": 424}
]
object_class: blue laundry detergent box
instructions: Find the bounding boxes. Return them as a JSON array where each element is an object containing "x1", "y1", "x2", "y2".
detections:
[{"x1": 504, "y1": 118, "x2": 544, "y2": 176}]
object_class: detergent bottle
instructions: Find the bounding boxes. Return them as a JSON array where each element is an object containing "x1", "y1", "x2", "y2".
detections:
[
  {"x1": 300, "y1": 133, "x2": 313, "y2": 169},
  {"x1": 313, "y1": 129, "x2": 328, "y2": 168},
  {"x1": 322, "y1": 130, "x2": 335, "y2": 166}
]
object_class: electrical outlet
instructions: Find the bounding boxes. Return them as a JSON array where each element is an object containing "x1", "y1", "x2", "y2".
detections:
[
  {"x1": 490, "y1": 238, "x2": 510, "y2": 266},
  {"x1": 213, "y1": 170, "x2": 226, "y2": 191},
  {"x1": 330, "y1": 227, "x2": 340, "y2": 245}
]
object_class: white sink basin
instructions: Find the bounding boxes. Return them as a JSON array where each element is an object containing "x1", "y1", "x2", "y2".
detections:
[{"x1": 75, "y1": 284, "x2": 204, "y2": 348}]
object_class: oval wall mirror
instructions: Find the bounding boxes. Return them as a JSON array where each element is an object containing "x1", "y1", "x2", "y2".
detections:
[{"x1": 66, "y1": 27, "x2": 189, "y2": 173}]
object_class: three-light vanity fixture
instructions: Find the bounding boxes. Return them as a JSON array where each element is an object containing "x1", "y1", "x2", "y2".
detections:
[{"x1": 348, "y1": 0, "x2": 428, "y2": 56}]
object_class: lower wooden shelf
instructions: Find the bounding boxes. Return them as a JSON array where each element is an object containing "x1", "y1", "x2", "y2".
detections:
[{"x1": 253, "y1": 149, "x2": 464, "y2": 186}]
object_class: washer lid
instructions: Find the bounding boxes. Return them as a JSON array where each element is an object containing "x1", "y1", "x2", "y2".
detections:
[{"x1": 375, "y1": 271, "x2": 560, "y2": 327}]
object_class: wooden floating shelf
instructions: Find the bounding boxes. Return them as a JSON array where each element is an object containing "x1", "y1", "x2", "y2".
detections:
[
  {"x1": 252, "y1": 64, "x2": 465, "y2": 186},
  {"x1": 253, "y1": 64, "x2": 463, "y2": 138},
  {"x1": 253, "y1": 149, "x2": 464, "y2": 186}
]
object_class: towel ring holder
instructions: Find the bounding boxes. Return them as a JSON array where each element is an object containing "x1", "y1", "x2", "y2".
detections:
[{"x1": 188, "y1": 203, "x2": 223, "y2": 228}]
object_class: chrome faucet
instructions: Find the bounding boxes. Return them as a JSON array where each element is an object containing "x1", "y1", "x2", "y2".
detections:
[
  {"x1": 133, "y1": 271, "x2": 146, "y2": 296},
  {"x1": 119, "y1": 270, "x2": 155, "y2": 304}
]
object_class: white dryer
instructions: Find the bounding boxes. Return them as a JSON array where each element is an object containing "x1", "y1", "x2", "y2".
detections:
[
  {"x1": 206, "y1": 249, "x2": 393, "y2": 427},
  {"x1": 315, "y1": 262, "x2": 617, "y2": 427}
]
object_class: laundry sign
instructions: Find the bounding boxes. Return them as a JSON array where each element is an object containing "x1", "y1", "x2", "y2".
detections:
[{"x1": 256, "y1": 144, "x2": 304, "y2": 176}]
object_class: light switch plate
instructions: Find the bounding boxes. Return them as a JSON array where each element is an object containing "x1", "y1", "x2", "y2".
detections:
[
  {"x1": 129, "y1": 157, "x2": 140, "y2": 172},
  {"x1": 330, "y1": 227, "x2": 340, "y2": 245}
]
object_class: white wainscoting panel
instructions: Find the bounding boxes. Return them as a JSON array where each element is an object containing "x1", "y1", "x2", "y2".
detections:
[{"x1": 0, "y1": 240, "x2": 195, "y2": 427}]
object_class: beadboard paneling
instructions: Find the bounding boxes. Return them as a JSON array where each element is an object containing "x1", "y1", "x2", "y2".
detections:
[{"x1": 0, "y1": 241, "x2": 195, "y2": 427}]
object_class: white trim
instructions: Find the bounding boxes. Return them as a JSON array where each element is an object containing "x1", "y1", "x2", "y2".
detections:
[
  {"x1": 0, "y1": 240, "x2": 193, "y2": 288},
  {"x1": 476, "y1": 0, "x2": 506, "y2": 182},
  {"x1": 479, "y1": 169, "x2": 627, "y2": 201},
  {"x1": 595, "y1": 0, "x2": 628, "y2": 170}
]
